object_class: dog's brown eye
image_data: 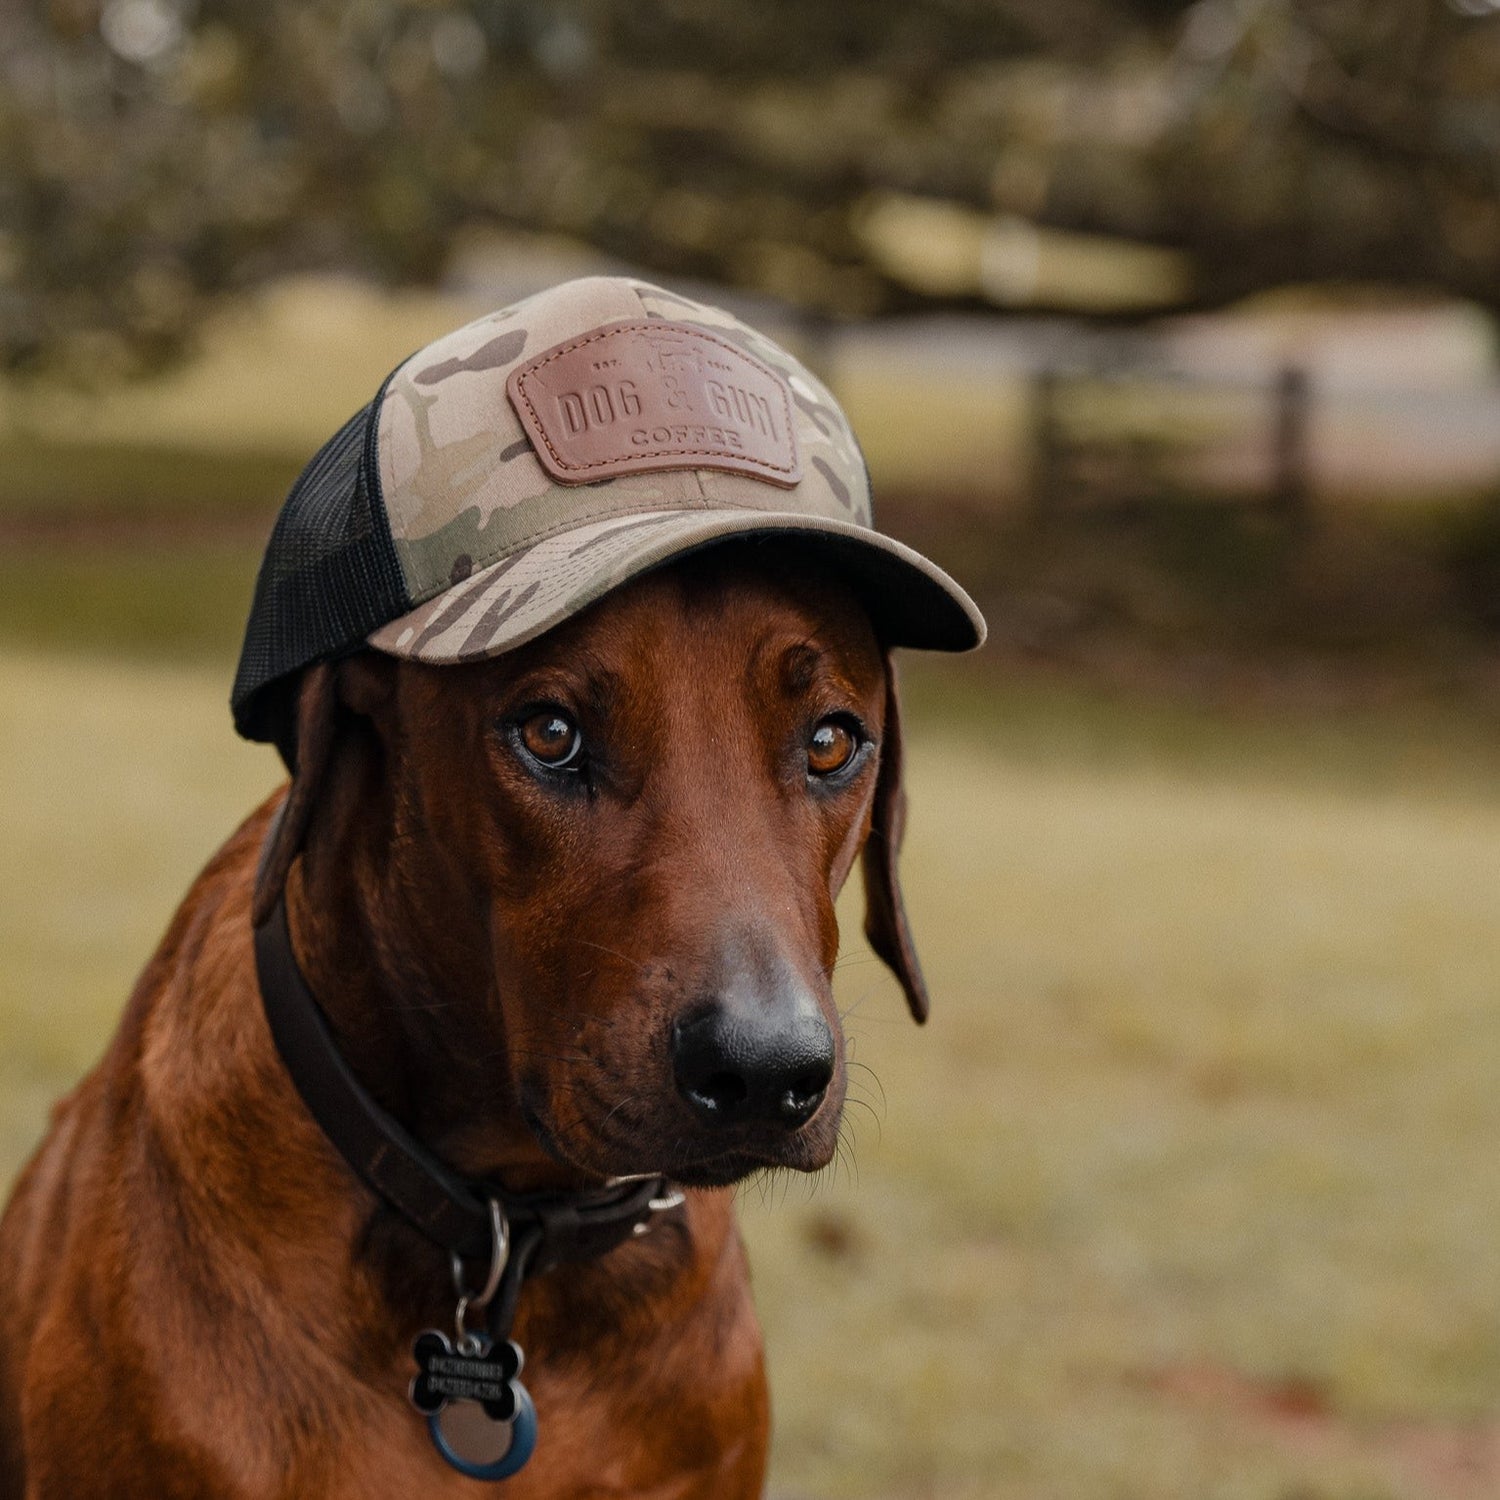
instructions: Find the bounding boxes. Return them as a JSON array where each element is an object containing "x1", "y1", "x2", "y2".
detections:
[
  {"x1": 807, "y1": 718, "x2": 858, "y2": 777},
  {"x1": 518, "y1": 711, "x2": 583, "y2": 769}
]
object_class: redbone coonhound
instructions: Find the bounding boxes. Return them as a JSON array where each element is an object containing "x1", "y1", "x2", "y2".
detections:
[{"x1": 0, "y1": 544, "x2": 932, "y2": 1497}]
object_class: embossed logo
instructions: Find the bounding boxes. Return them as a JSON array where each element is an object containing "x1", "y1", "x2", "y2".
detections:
[{"x1": 506, "y1": 321, "x2": 801, "y2": 488}]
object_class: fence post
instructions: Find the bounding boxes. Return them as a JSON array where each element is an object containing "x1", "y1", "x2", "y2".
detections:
[{"x1": 1271, "y1": 365, "x2": 1311, "y2": 528}]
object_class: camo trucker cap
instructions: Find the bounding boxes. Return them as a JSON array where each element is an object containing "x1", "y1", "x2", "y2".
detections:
[{"x1": 232, "y1": 275, "x2": 985, "y2": 763}]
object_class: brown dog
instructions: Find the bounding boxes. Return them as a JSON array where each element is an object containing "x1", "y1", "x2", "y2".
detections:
[{"x1": 0, "y1": 546, "x2": 932, "y2": 1497}]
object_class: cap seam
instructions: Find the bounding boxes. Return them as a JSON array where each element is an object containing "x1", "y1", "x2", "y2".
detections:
[{"x1": 364, "y1": 362, "x2": 407, "y2": 599}]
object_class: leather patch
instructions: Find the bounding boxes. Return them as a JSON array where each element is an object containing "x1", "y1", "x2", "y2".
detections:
[{"x1": 505, "y1": 321, "x2": 801, "y2": 488}]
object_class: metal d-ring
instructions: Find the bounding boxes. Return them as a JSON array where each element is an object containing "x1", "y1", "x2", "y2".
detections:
[
  {"x1": 632, "y1": 1184, "x2": 687, "y2": 1237},
  {"x1": 451, "y1": 1198, "x2": 509, "y2": 1351}
]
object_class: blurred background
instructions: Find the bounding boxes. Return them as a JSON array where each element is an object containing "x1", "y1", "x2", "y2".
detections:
[{"x1": 3, "y1": 2, "x2": 1500, "y2": 1495}]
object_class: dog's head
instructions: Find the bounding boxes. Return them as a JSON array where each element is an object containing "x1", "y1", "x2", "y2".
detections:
[
  {"x1": 259, "y1": 543, "x2": 930, "y2": 1189},
  {"x1": 237, "y1": 278, "x2": 981, "y2": 1191}
]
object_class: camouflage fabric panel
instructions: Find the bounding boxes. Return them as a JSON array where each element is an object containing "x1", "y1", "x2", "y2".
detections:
[
  {"x1": 628, "y1": 281, "x2": 872, "y2": 527},
  {"x1": 376, "y1": 277, "x2": 872, "y2": 607},
  {"x1": 367, "y1": 507, "x2": 896, "y2": 665}
]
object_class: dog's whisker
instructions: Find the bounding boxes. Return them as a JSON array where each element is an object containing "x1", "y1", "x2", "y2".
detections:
[
  {"x1": 596, "y1": 1095, "x2": 638, "y2": 1132},
  {"x1": 385, "y1": 997, "x2": 465, "y2": 1016},
  {"x1": 843, "y1": 1096, "x2": 883, "y2": 1144},
  {"x1": 572, "y1": 939, "x2": 652, "y2": 975},
  {"x1": 508, "y1": 1048, "x2": 600, "y2": 1068},
  {"x1": 846, "y1": 1060, "x2": 888, "y2": 1116},
  {"x1": 832, "y1": 1129, "x2": 860, "y2": 1190},
  {"x1": 836, "y1": 986, "x2": 883, "y2": 1024},
  {"x1": 842, "y1": 1095, "x2": 882, "y2": 1144}
]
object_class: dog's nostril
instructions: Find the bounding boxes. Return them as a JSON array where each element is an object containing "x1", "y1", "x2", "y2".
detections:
[
  {"x1": 790, "y1": 1065, "x2": 830, "y2": 1102},
  {"x1": 806, "y1": 1061, "x2": 832, "y2": 1090},
  {"x1": 779, "y1": 1063, "x2": 832, "y2": 1122},
  {"x1": 690, "y1": 1070, "x2": 749, "y2": 1114}
]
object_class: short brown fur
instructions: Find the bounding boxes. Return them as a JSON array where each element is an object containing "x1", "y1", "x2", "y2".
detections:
[{"x1": 0, "y1": 547, "x2": 928, "y2": 1498}]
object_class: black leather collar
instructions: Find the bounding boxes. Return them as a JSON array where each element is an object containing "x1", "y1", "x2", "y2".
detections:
[{"x1": 251, "y1": 887, "x2": 679, "y2": 1276}]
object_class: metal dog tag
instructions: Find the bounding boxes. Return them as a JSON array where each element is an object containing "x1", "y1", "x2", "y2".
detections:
[{"x1": 410, "y1": 1329, "x2": 537, "y2": 1480}]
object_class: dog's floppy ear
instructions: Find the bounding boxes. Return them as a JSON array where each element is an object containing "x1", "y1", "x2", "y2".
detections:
[
  {"x1": 251, "y1": 662, "x2": 339, "y2": 928},
  {"x1": 861, "y1": 656, "x2": 931, "y2": 1024}
]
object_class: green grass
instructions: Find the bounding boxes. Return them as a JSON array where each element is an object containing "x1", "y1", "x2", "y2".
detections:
[
  {"x1": 3, "y1": 638, "x2": 1499, "y2": 1499},
  {"x1": 0, "y1": 436, "x2": 298, "y2": 516},
  {"x1": 3, "y1": 272, "x2": 1498, "y2": 1496},
  {"x1": 0, "y1": 649, "x2": 283, "y2": 1188},
  {"x1": 754, "y1": 737, "x2": 1500, "y2": 1498},
  {"x1": 901, "y1": 655, "x2": 1500, "y2": 806},
  {"x1": 0, "y1": 538, "x2": 265, "y2": 660}
]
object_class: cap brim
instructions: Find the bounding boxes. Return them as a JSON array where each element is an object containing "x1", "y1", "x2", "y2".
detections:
[{"x1": 368, "y1": 507, "x2": 986, "y2": 664}]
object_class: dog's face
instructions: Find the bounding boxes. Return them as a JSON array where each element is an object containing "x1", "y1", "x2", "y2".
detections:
[{"x1": 300, "y1": 547, "x2": 920, "y2": 1189}]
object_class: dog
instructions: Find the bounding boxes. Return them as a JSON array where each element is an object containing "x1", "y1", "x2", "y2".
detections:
[{"x1": 0, "y1": 277, "x2": 982, "y2": 1496}]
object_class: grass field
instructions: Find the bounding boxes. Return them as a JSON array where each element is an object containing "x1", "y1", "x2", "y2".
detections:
[
  {"x1": 3, "y1": 620, "x2": 1499, "y2": 1499},
  {"x1": 3, "y1": 269, "x2": 1499, "y2": 1496}
]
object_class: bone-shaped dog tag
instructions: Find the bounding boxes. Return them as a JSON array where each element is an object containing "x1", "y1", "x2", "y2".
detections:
[{"x1": 410, "y1": 1329, "x2": 537, "y2": 1480}]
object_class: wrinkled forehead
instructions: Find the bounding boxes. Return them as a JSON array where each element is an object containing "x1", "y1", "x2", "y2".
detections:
[{"x1": 541, "y1": 546, "x2": 883, "y2": 673}]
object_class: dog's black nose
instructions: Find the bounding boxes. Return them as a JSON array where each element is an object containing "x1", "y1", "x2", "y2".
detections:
[{"x1": 672, "y1": 994, "x2": 834, "y2": 1130}]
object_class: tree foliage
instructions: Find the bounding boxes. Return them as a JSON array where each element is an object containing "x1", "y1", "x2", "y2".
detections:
[{"x1": 2, "y1": 0, "x2": 1498, "y2": 374}]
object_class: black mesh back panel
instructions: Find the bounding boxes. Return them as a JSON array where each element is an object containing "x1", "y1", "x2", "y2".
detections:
[{"x1": 230, "y1": 390, "x2": 410, "y2": 769}]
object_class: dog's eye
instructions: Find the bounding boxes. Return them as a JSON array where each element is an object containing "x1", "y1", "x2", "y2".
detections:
[
  {"x1": 807, "y1": 717, "x2": 860, "y2": 778},
  {"x1": 517, "y1": 710, "x2": 584, "y2": 770}
]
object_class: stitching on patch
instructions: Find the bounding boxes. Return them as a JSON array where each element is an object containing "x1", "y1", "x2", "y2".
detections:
[{"x1": 511, "y1": 321, "x2": 797, "y2": 475}]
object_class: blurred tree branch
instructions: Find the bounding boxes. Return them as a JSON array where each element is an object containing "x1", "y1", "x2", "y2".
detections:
[{"x1": 1, "y1": 0, "x2": 1498, "y2": 376}]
